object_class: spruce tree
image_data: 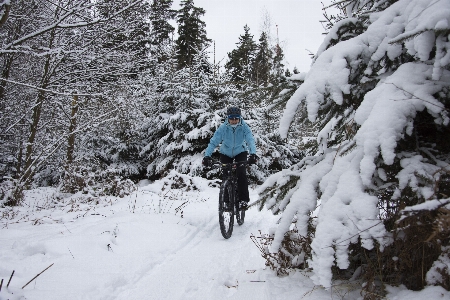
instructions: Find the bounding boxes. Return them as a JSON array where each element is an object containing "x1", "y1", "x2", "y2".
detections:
[
  {"x1": 149, "y1": 0, "x2": 176, "y2": 59},
  {"x1": 225, "y1": 25, "x2": 257, "y2": 85},
  {"x1": 253, "y1": 32, "x2": 272, "y2": 86},
  {"x1": 222, "y1": 24, "x2": 301, "y2": 182},
  {"x1": 175, "y1": 0, "x2": 211, "y2": 69},
  {"x1": 258, "y1": 0, "x2": 450, "y2": 295},
  {"x1": 271, "y1": 43, "x2": 285, "y2": 83},
  {"x1": 141, "y1": 45, "x2": 234, "y2": 179}
]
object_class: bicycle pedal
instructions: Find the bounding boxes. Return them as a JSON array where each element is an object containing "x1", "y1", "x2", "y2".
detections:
[{"x1": 239, "y1": 202, "x2": 248, "y2": 210}]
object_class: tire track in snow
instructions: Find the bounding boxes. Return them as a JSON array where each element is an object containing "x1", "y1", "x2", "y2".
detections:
[{"x1": 110, "y1": 188, "x2": 276, "y2": 300}]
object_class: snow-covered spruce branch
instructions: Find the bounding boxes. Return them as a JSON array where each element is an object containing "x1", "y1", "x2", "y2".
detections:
[
  {"x1": 47, "y1": 71, "x2": 139, "y2": 87},
  {"x1": 0, "y1": 78, "x2": 102, "y2": 97},
  {"x1": 322, "y1": 220, "x2": 384, "y2": 249},
  {"x1": 419, "y1": 147, "x2": 450, "y2": 169},
  {"x1": 388, "y1": 29, "x2": 428, "y2": 45},
  {"x1": 0, "y1": 0, "x2": 144, "y2": 52},
  {"x1": 321, "y1": 0, "x2": 370, "y2": 13},
  {"x1": 322, "y1": 0, "x2": 350, "y2": 11},
  {"x1": 386, "y1": 82, "x2": 449, "y2": 112},
  {"x1": 388, "y1": 0, "x2": 448, "y2": 45}
]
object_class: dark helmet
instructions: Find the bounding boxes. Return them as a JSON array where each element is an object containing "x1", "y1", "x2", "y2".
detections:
[{"x1": 227, "y1": 106, "x2": 241, "y2": 117}]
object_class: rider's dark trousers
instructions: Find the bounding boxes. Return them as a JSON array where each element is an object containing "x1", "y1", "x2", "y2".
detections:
[{"x1": 220, "y1": 152, "x2": 250, "y2": 203}]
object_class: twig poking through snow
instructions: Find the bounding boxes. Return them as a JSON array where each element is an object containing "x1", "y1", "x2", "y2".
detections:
[
  {"x1": 6, "y1": 270, "x2": 14, "y2": 288},
  {"x1": 22, "y1": 263, "x2": 54, "y2": 289}
]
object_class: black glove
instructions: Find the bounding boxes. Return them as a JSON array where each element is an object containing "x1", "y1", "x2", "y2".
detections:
[
  {"x1": 248, "y1": 154, "x2": 258, "y2": 165},
  {"x1": 202, "y1": 156, "x2": 212, "y2": 168}
]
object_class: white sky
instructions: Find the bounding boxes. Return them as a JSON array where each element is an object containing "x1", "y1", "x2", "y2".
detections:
[{"x1": 172, "y1": 0, "x2": 330, "y2": 72}]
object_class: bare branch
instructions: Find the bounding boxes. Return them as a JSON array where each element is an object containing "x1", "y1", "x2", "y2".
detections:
[
  {"x1": 0, "y1": 78, "x2": 102, "y2": 96},
  {"x1": 1, "y1": 0, "x2": 143, "y2": 52}
]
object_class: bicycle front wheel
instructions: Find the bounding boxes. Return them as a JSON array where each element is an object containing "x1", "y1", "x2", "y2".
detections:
[{"x1": 219, "y1": 180, "x2": 234, "y2": 239}]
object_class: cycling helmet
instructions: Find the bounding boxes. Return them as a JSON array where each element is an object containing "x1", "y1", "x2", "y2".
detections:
[{"x1": 227, "y1": 107, "x2": 241, "y2": 118}]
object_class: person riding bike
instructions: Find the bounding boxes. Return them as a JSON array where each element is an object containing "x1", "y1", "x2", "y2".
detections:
[{"x1": 202, "y1": 106, "x2": 258, "y2": 210}]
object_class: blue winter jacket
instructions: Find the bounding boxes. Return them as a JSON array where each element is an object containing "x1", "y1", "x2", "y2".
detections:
[{"x1": 205, "y1": 118, "x2": 257, "y2": 158}]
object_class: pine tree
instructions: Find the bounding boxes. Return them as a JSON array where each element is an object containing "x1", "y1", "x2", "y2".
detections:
[
  {"x1": 71, "y1": 0, "x2": 153, "y2": 183},
  {"x1": 259, "y1": 0, "x2": 450, "y2": 294},
  {"x1": 253, "y1": 32, "x2": 272, "y2": 86},
  {"x1": 175, "y1": 0, "x2": 211, "y2": 69},
  {"x1": 141, "y1": 46, "x2": 235, "y2": 179},
  {"x1": 248, "y1": 78, "x2": 305, "y2": 181},
  {"x1": 94, "y1": 0, "x2": 152, "y2": 78},
  {"x1": 222, "y1": 23, "x2": 302, "y2": 183},
  {"x1": 149, "y1": 0, "x2": 176, "y2": 59},
  {"x1": 271, "y1": 43, "x2": 285, "y2": 83},
  {"x1": 225, "y1": 25, "x2": 257, "y2": 85}
]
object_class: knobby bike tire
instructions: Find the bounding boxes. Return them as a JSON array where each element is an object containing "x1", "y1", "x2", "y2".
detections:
[
  {"x1": 219, "y1": 180, "x2": 234, "y2": 239},
  {"x1": 235, "y1": 187, "x2": 245, "y2": 226}
]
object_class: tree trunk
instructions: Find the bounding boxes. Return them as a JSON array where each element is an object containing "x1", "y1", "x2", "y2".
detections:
[
  {"x1": 0, "y1": 3, "x2": 11, "y2": 28},
  {"x1": 22, "y1": 28, "x2": 55, "y2": 184},
  {"x1": 66, "y1": 94, "x2": 78, "y2": 166},
  {"x1": 0, "y1": 54, "x2": 14, "y2": 102},
  {"x1": 15, "y1": 141, "x2": 23, "y2": 179}
]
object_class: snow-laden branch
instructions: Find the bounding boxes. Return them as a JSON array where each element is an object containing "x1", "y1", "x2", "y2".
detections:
[
  {"x1": 273, "y1": 0, "x2": 450, "y2": 289},
  {"x1": 0, "y1": 0, "x2": 144, "y2": 53},
  {"x1": 0, "y1": 78, "x2": 102, "y2": 96},
  {"x1": 17, "y1": 107, "x2": 119, "y2": 186}
]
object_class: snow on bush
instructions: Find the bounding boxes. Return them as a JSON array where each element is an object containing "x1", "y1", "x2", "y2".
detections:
[{"x1": 261, "y1": 0, "x2": 450, "y2": 291}]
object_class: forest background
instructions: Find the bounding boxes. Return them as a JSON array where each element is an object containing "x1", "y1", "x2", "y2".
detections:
[{"x1": 0, "y1": 0, "x2": 449, "y2": 298}]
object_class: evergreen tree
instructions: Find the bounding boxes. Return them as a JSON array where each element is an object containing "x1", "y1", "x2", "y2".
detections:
[
  {"x1": 223, "y1": 23, "x2": 300, "y2": 182},
  {"x1": 71, "y1": 0, "x2": 153, "y2": 183},
  {"x1": 95, "y1": 0, "x2": 152, "y2": 75},
  {"x1": 271, "y1": 43, "x2": 285, "y2": 83},
  {"x1": 247, "y1": 77, "x2": 305, "y2": 182},
  {"x1": 259, "y1": 0, "x2": 450, "y2": 295},
  {"x1": 253, "y1": 32, "x2": 272, "y2": 86},
  {"x1": 225, "y1": 25, "x2": 257, "y2": 85},
  {"x1": 149, "y1": 0, "x2": 176, "y2": 59},
  {"x1": 141, "y1": 46, "x2": 234, "y2": 179},
  {"x1": 175, "y1": 0, "x2": 211, "y2": 69}
]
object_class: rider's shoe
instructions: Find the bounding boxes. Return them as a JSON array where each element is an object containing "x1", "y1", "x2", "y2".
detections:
[{"x1": 239, "y1": 201, "x2": 249, "y2": 211}]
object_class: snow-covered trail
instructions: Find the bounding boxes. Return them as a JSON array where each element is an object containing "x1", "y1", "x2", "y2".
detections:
[
  {"x1": 111, "y1": 189, "x2": 277, "y2": 300},
  {"x1": 0, "y1": 178, "x2": 339, "y2": 300}
]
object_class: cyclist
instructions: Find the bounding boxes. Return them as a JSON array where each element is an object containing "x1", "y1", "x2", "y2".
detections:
[{"x1": 202, "y1": 106, "x2": 258, "y2": 210}]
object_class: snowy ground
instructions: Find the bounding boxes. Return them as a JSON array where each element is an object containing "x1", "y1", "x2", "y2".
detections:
[{"x1": 1, "y1": 174, "x2": 449, "y2": 300}]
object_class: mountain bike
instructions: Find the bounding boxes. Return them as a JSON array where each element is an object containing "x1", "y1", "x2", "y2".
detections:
[{"x1": 212, "y1": 160, "x2": 247, "y2": 239}]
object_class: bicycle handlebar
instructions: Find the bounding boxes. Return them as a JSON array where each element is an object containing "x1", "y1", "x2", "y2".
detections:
[{"x1": 210, "y1": 160, "x2": 248, "y2": 168}]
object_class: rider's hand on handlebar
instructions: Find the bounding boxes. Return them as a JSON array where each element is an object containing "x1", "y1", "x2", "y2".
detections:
[
  {"x1": 202, "y1": 156, "x2": 212, "y2": 168},
  {"x1": 248, "y1": 154, "x2": 258, "y2": 165}
]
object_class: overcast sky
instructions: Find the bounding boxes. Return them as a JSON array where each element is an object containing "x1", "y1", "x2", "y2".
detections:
[{"x1": 172, "y1": 0, "x2": 331, "y2": 72}]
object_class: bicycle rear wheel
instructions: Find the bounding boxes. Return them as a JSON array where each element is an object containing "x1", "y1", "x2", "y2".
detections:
[
  {"x1": 235, "y1": 188, "x2": 245, "y2": 226},
  {"x1": 219, "y1": 180, "x2": 234, "y2": 239}
]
